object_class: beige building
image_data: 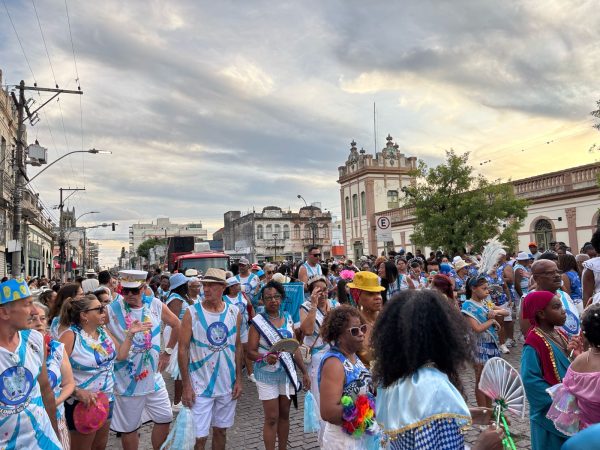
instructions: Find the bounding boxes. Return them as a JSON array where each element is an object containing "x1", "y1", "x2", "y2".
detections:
[
  {"x1": 373, "y1": 164, "x2": 600, "y2": 255},
  {"x1": 337, "y1": 135, "x2": 416, "y2": 260},
  {"x1": 338, "y1": 135, "x2": 600, "y2": 256}
]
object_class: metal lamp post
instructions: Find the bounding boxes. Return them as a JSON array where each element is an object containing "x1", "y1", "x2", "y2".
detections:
[
  {"x1": 297, "y1": 194, "x2": 316, "y2": 247},
  {"x1": 272, "y1": 233, "x2": 278, "y2": 261}
]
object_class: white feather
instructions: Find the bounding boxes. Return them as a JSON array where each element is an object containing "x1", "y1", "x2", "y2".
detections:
[{"x1": 479, "y1": 240, "x2": 504, "y2": 276}]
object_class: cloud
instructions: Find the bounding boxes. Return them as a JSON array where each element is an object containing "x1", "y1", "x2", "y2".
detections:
[{"x1": 1, "y1": 0, "x2": 599, "y2": 266}]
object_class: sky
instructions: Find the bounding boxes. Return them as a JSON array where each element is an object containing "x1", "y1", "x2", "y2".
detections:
[{"x1": 1, "y1": 0, "x2": 600, "y2": 267}]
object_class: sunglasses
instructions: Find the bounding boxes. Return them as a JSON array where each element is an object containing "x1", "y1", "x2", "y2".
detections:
[
  {"x1": 122, "y1": 287, "x2": 141, "y2": 295},
  {"x1": 311, "y1": 253, "x2": 321, "y2": 257},
  {"x1": 347, "y1": 324, "x2": 368, "y2": 336},
  {"x1": 85, "y1": 305, "x2": 106, "y2": 314},
  {"x1": 266, "y1": 271, "x2": 275, "y2": 275},
  {"x1": 263, "y1": 294, "x2": 282, "y2": 302}
]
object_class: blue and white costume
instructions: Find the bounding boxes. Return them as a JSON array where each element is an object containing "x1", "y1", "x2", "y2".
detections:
[
  {"x1": 0, "y1": 329, "x2": 62, "y2": 449},
  {"x1": 68, "y1": 325, "x2": 116, "y2": 400},
  {"x1": 188, "y1": 302, "x2": 239, "y2": 398},
  {"x1": 186, "y1": 300, "x2": 240, "y2": 438},
  {"x1": 377, "y1": 366, "x2": 471, "y2": 450},
  {"x1": 46, "y1": 339, "x2": 66, "y2": 420},
  {"x1": 317, "y1": 347, "x2": 373, "y2": 449},
  {"x1": 252, "y1": 312, "x2": 299, "y2": 400},
  {"x1": 224, "y1": 292, "x2": 250, "y2": 344},
  {"x1": 461, "y1": 299, "x2": 500, "y2": 364},
  {"x1": 164, "y1": 292, "x2": 190, "y2": 380},
  {"x1": 236, "y1": 273, "x2": 260, "y2": 307}
]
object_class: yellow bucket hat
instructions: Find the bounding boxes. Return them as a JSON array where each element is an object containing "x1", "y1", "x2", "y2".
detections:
[{"x1": 347, "y1": 271, "x2": 385, "y2": 292}]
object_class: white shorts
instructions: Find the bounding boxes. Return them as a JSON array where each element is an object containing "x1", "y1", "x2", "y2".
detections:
[
  {"x1": 499, "y1": 302, "x2": 513, "y2": 322},
  {"x1": 110, "y1": 388, "x2": 173, "y2": 433},
  {"x1": 256, "y1": 380, "x2": 290, "y2": 401},
  {"x1": 191, "y1": 394, "x2": 237, "y2": 438}
]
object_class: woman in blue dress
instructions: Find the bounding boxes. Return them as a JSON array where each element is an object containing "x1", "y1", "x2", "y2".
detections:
[
  {"x1": 318, "y1": 305, "x2": 375, "y2": 449},
  {"x1": 559, "y1": 254, "x2": 584, "y2": 314}
]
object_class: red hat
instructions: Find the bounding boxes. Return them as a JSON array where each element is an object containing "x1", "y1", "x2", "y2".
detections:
[
  {"x1": 528, "y1": 242, "x2": 538, "y2": 247},
  {"x1": 522, "y1": 291, "x2": 555, "y2": 326}
]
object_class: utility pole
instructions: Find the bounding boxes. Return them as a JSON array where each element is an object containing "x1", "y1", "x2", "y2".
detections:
[
  {"x1": 273, "y1": 233, "x2": 278, "y2": 261},
  {"x1": 59, "y1": 187, "x2": 85, "y2": 281},
  {"x1": 10, "y1": 80, "x2": 82, "y2": 278}
]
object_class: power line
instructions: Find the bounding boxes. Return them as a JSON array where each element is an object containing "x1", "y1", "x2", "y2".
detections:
[
  {"x1": 31, "y1": 0, "x2": 58, "y2": 87},
  {"x1": 63, "y1": 0, "x2": 80, "y2": 85},
  {"x1": 2, "y1": 0, "x2": 36, "y2": 83}
]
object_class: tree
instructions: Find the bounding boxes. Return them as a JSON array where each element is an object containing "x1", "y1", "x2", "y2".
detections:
[
  {"x1": 402, "y1": 150, "x2": 528, "y2": 255},
  {"x1": 136, "y1": 238, "x2": 167, "y2": 259}
]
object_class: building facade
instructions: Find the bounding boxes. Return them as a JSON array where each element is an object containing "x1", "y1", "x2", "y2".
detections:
[
  {"x1": 223, "y1": 206, "x2": 332, "y2": 262},
  {"x1": 1, "y1": 70, "x2": 55, "y2": 277},
  {"x1": 373, "y1": 165, "x2": 600, "y2": 255},
  {"x1": 337, "y1": 136, "x2": 416, "y2": 261},
  {"x1": 128, "y1": 217, "x2": 208, "y2": 254}
]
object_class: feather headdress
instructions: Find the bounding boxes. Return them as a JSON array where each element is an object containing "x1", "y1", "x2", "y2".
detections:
[{"x1": 478, "y1": 240, "x2": 505, "y2": 276}]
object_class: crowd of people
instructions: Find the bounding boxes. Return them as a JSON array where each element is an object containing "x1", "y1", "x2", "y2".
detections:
[{"x1": 1, "y1": 232, "x2": 600, "y2": 449}]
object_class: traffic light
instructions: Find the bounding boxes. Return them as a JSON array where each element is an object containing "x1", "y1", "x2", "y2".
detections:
[{"x1": 111, "y1": 223, "x2": 116, "y2": 231}]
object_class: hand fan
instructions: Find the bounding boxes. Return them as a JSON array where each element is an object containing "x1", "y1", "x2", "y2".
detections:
[
  {"x1": 479, "y1": 357, "x2": 526, "y2": 450},
  {"x1": 270, "y1": 338, "x2": 300, "y2": 353}
]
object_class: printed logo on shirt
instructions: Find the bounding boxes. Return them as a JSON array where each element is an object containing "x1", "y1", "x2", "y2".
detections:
[
  {"x1": 207, "y1": 322, "x2": 229, "y2": 349},
  {"x1": 48, "y1": 369, "x2": 59, "y2": 389},
  {"x1": 564, "y1": 309, "x2": 580, "y2": 335},
  {"x1": 0, "y1": 366, "x2": 34, "y2": 414},
  {"x1": 278, "y1": 329, "x2": 293, "y2": 339}
]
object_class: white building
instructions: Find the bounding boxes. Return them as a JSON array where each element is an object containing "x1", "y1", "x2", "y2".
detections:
[
  {"x1": 224, "y1": 206, "x2": 332, "y2": 262},
  {"x1": 129, "y1": 217, "x2": 207, "y2": 254}
]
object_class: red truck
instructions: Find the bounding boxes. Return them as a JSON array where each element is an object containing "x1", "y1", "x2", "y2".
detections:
[{"x1": 167, "y1": 237, "x2": 229, "y2": 273}]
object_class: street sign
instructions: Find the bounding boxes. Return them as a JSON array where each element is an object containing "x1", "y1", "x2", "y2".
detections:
[{"x1": 376, "y1": 216, "x2": 393, "y2": 241}]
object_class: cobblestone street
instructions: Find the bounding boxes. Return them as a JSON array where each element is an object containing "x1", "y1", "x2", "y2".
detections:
[{"x1": 108, "y1": 332, "x2": 532, "y2": 449}]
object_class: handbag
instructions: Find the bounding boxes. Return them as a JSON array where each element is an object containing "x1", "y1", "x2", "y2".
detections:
[{"x1": 299, "y1": 334, "x2": 319, "y2": 365}]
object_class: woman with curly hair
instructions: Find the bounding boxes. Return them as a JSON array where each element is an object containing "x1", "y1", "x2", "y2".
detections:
[
  {"x1": 318, "y1": 305, "x2": 374, "y2": 449},
  {"x1": 373, "y1": 290, "x2": 504, "y2": 450}
]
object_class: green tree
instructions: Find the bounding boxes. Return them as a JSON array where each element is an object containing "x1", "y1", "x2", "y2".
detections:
[
  {"x1": 403, "y1": 150, "x2": 528, "y2": 254},
  {"x1": 136, "y1": 238, "x2": 167, "y2": 259}
]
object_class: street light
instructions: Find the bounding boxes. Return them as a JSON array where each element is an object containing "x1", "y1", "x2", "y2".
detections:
[
  {"x1": 272, "y1": 233, "x2": 278, "y2": 261},
  {"x1": 297, "y1": 194, "x2": 316, "y2": 247},
  {"x1": 28, "y1": 149, "x2": 112, "y2": 183},
  {"x1": 76, "y1": 211, "x2": 100, "y2": 273}
]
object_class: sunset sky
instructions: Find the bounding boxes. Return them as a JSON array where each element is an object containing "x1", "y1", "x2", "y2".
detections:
[{"x1": 2, "y1": 0, "x2": 599, "y2": 266}]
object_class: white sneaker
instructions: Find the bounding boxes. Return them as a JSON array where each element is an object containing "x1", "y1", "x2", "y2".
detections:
[
  {"x1": 500, "y1": 344, "x2": 510, "y2": 354},
  {"x1": 505, "y1": 338, "x2": 515, "y2": 348},
  {"x1": 172, "y1": 402, "x2": 183, "y2": 412},
  {"x1": 248, "y1": 373, "x2": 256, "y2": 383}
]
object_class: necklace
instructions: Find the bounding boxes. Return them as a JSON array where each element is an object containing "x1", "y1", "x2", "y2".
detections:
[
  {"x1": 76, "y1": 325, "x2": 114, "y2": 358},
  {"x1": 539, "y1": 328, "x2": 569, "y2": 354},
  {"x1": 267, "y1": 313, "x2": 281, "y2": 321}
]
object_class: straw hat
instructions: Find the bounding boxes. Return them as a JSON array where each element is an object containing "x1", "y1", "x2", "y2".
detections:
[
  {"x1": 201, "y1": 268, "x2": 227, "y2": 284},
  {"x1": 454, "y1": 260, "x2": 471, "y2": 272},
  {"x1": 347, "y1": 271, "x2": 385, "y2": 292}
]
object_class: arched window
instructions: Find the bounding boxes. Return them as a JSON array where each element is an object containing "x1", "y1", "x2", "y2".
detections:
[
  {"x1": 294, "y1": 224, "x2": 300, "y2": 239},
  {"x1": 304, "y1": 224, "x2": 312, "y2": 239},
  {"x1": 256, "y1": 225, "x2": 263, "y2": 240},
  {"x1": 266, "y1": 224, "x2": 272, "y2": 237},
  {"x1": 361, "y1": 191, "x2": 366, "y2": 215},
  {"x1": 534, "y1": 219, "x2": 553, "y2": 251},
  {"x1": 283, "y1": 224, "x2": 290, "y2": 240},
  {"x1": 274, "y1": 224, "x2": 281, "y2": 236},
  {"x1": 387, "y1": 190, "x2": 399, "y2": 209},
  {"x1": 352, "y1": 194, "x2": 358, "y2": 217},
  {"x1": 321, "y1": 225, "x2": 329, "y2": 239},
  {"x1": 345, "y1": 196, "x2": 350, "y2": 219}
]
